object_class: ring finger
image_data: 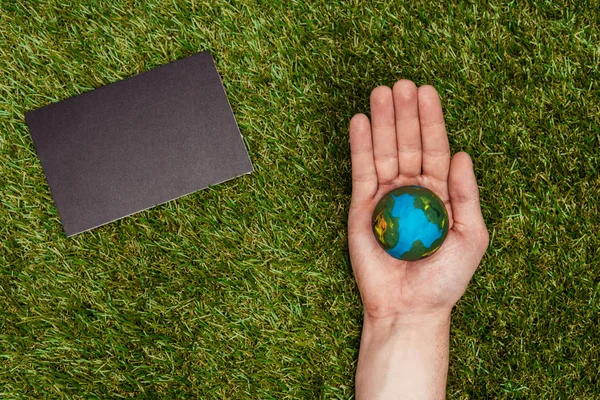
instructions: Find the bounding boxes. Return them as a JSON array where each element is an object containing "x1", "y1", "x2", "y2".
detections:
[{"x1": 370, "y1": 86, "x2": 399, "y2": 184}]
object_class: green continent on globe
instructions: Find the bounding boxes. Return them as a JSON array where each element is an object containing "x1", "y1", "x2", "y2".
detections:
[{"x1": 372, "y1": 185, "x2": 449, "y2": 261}]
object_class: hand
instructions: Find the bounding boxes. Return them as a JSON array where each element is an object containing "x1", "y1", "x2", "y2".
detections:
[{"x1": 348, "y1": 80, "x2": 489, "y2": 323}]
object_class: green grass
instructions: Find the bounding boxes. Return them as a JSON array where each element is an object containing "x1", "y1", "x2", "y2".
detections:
[{"x1": 1, "y1": 0, "x2": 599, "y2": 398}]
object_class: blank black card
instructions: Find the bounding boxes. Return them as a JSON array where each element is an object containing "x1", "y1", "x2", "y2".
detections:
[{"x1": 25, "y1": 51, "x2": 253, "y2": 237}]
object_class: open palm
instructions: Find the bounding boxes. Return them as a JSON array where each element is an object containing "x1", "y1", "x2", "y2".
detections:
[{"x1": 348, "y1": 80, "x2": 489, "y2": 321}]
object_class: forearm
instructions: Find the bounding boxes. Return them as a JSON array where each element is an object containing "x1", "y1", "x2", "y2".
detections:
[{"x1": 355, "y1": 312, "x2": 451, "y2": 400}]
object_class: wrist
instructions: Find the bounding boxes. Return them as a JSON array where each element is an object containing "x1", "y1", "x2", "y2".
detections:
[
  {"x1": 359, "y1": 310, "x2": 452, "y2": 358},
  {"x1": 363, "y1": 309, "x2": 452, "y2": 332},
  {"x1": 356, "y1": 310, "x2": 452, "y2": 400}
]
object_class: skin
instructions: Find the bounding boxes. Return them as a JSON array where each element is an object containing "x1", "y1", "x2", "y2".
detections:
[{"x1": 348, "y1": 80, "x2": 489, "y2": 399}]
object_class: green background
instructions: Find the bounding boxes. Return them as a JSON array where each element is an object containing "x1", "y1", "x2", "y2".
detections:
[{"x1": 1, "y1": 1, "x2": 598, "y2": 398}]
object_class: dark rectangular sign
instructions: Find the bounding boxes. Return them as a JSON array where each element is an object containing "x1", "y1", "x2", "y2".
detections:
[{"x1": 25, "y1": 51, "x2": 253, "y2": 236}]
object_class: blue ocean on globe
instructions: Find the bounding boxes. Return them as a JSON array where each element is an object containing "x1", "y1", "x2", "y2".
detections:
[{"x1": 387, "y1": 193, "x2": 443, "y2": 259}]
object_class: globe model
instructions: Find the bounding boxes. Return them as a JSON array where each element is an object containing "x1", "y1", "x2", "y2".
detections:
[{"x1": 372, "y1": 185, "x2": 449, "y2": 261}]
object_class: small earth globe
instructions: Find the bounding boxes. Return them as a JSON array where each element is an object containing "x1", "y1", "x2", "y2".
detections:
[{"x1": 372, "y1": 185, "x2": 449, "y2": 261}]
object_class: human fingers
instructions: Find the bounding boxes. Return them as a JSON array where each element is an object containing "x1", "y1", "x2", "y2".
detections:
[
  {"x1": 448, "y1": 152, "x2": 489, "y2": 252},
  {"x1": 392, "y1": 80, "x2": 421, "y2": 178},
  {"x1": 370, "y1": 86, "x2": 399, "y2": 184},
  {"x1": 418, "y1": 86, "x2": 450, "y2": 184},
  {"x1": 349, "y1": 113, "x2": 378, "y2": 206}
]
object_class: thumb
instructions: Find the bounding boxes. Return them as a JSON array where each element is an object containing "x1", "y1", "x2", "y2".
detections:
[{"x1": 448, "y1": 152, "x2": 488, "y2": 247}]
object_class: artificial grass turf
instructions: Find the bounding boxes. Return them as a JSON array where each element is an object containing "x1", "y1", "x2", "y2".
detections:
[{"x1": 0, "y1": 0, "x2": 599, "y2": 398}]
